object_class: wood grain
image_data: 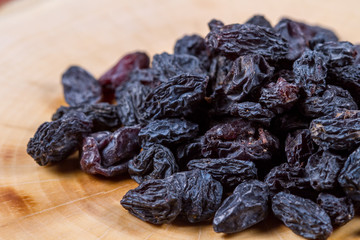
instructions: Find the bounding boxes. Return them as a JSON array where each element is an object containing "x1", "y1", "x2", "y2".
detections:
[{"x1": 0, "y1": 0, "x2": 359, "y2": 239}]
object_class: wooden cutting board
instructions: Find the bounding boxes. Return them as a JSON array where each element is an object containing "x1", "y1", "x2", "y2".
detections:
[{"x1": 0, "y1": 0, "x2": 359, "y2": 239}]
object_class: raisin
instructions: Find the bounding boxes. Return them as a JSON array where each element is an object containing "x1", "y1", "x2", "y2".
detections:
[
  {"x1": 314, "y1": 41, "x2": 356, "y2": 68},
  {"x1": 264, "y1": 163, "x2": 312, "y2": 196},
  {"x1": 207, "y1": 19, "x2": 224, "y2": 31},
  {"x1": 305, "y1": 150, "x2": 345, "y2": 191},
  {"x1": 27, "y1": 112, "x2": 93, "y2": 166},
  {"x1": 174, "y1": 34, "x2": 210, "y2": 69},
  {"x1": 310, "y1": 110, "x2": 360, "y2": 151},
  {"x1": 61, "y1": 66, "x2": 102, "y2": 106},
  {"x1": 168, "y1": 170, "x2": 223, "y2": 223},
  {"x1": 128, "y1": 144, "x2": 179, "y2": 183},
  {"x1": 354, "y1": 44, "x2": 360, "y2": 65},
  {"x1": 300, "y1": 85, "x2": 358, "y2": 118},
  {"x1": 245, "y1": 15, "x2": 272, "y2": 28},
  {"x1": 205, "y1": 23, "x2": 289, "y2": 61},
  {"x1": 213, "y1": 180, "x2": 269, "y2": 233},
  {"x1": 219, "y1": 54, "x2": 274, "y2": 102},
  {"x1": 228, "y1": 102, "x2": 275, "y2": 127},
  {"x1": 327, "y1": 64, "x2": 360, "y2": 105},
  {"x1": 80, "y1": 135, "x2": 128, "y2": 177},
  {"x1": 100, "y1": 125, "x2": 141, "y2": 167},
  {"x1": 99, "y1": 52, "x2": 150, "y2": 102},
  {"x1": 187, "y1": 158, "x2": 257, "y2": 190},
  {"x1": 338, "y1": 146, "x2": 360, "y2": 201},
  {"x1": 285, "y1": 129, "x2": 316, "y2": 166},
  {"x1": 138, "y1": 118, "x2": 199, "y2": 147},
  {"x1": 202, "y1": 119, "x2": 279, "y2": 162},
  {"x1": 259, "y1": 77, "x2": 299, "y2": 114},
  {"x1": 274, "y1": 18, "x2": 309, "y2": 60},
  {"x1": 208, "y1": 56, "x2": 234, "y2": 93},
  {"x1": 52, "y1": 103, "x2": 121, "y2": 131},
  {"x1": 115, "y1": 80, "x2": 151, "y2": 126},
  {"x1": 120, "y1": 179, "x2": 182, "y2": 224},
  {"x1": 141, "y1": 74, "x2": 208, "y2": 120},
  {"x1": 152, "y1": 53, "x2": 206, "y2": 83},
  {"x1": 272, "y1": 192, "x2": 332, "y2": 240},
  {"x1": 317, "y1": 193, "x2": 355, "y2": 227},
  {"x1": 274, "y1": 18, "x2": 338, "y2": 58},
  {"x1": 176, "y1": 138, "x2": 203, "y2": 169},
  {"x1": 308, "y1": 26, "x2": 338, "y2": 49},
  {"x1": 128, "y1": 68, "x2": 159, "y2": 87},
  {"x1": 293, "y1": 50, "x2": 328, "y2": 97}
]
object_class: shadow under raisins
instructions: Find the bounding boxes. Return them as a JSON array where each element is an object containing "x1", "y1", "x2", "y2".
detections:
[
  {"x1": 45, "y1": 152, "x2": 82, "y2": 175},
  {"x1": 220, "y1": 215, "x2": 282, "y2": 239},
  {"x1": 171, "y1": 217, "x2": 211, "y2": 228},
  {"x1": 90, "y1": 171, "x2": 132, "y2": 183},
  {"x1": 44, "y1": 151, "x2": 133, "y2": 182},
  {"x1": 250, "y1": 215, "x2": 283, "y2": 233}
]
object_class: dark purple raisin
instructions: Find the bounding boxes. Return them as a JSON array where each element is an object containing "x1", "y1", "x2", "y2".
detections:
[
  {"x1": 128, "y1": 144, "x2": 179, "y2": 183},
  {"x1": 317, "y1": 193, "x2": 355, "y2": 227},
  {"x1": 27, "y1": 112, "x2": 93, "y2": 166},
  {"x1": 310, "y1": 110, "x2": 360, "y2": 151},
  {"x1": 305, "y1": 150, "x2": 345, "y2": 191},
  {"x1": 205, "y1": 23, "x2": 289, "y2": 61},
  {"x1": 62, "y1": 66, "x2": 102, "y2": 106},
  {"x1": 213, "y1": 180, "x2": 269, "y2": 233},
  {"x1": 338, "y1": 146, "x2": 360, "y2": 202},
  {"x1": 272, "y1": 192, "x2": 332, "y2": 240},
  {"x1": 187, "y1": 158, "x2": 257, "y2": 190}
]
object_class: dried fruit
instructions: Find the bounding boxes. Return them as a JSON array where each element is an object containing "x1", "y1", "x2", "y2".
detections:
[
  {"x1": 305, "y1": 150, "x2": 345, "y2": 191},
  {"x1": 293, "y1": 50, "x2": 327, "y2": 97},
  {"x1": 99, "y1": 52, "x2": 150, "y2": 89},
  {"x1": 101, "y1": 125, "x2": 141, "y2": 167},
  {"x1": 169, "y1": 170, "x2": 223, "y2": 223},
  {"x1": 187, "y1": 158, "x2": 257, "y2": 190},
  {"x1": 202, "y1": 119, "x2": 279, "y2": 162},
  {"x1": 228, "y1": 102, "x2": 275, "y2": 127},
  {"x1": 213, "y1": 180, "x2": 269, "y2": 233},
  {"x1": 121, "y1": 179, "x2": 182, "y2": 224},
  {"x1": 205, "y1": 23, "x2": 289, "y2": 61},
  {"x1": 141, "y1": 74, "x2": 208, "y2": 120},
  {"x1": 259, "y1": 77, "x2": 299, "y2": 114},
  {"x1": 27, "y1": 113, "x2": 93, "y2": 166},
  {"x1": 152, "y1": 53, "x2": 206, "y2": 83},
  {"x1": 62, "y1": 66, "x2": 102, "y2": 106},
  {"x1": 300, "y1": 85, "x2": 358, "y2": 118},
  {"x1": 138, "y1": 118, "x2": 199, "y2": 147},
  {"x1": 314, "y1": 41, "x2": 356, "y2": 68},
  {"x1": 272, "y1": 192, "x2": 333, "y2": 240},
  {"x1": 27, "y1": 15, "x2": 360, "y2": 238},
  {"x1": 52, "y1": 103, "x2": 121, "y2": 131},
  {"x1": 327, "y1": 64, "x2": 360, "y2": 105},
  {"x1": 245, "y1": 15, "x2": 272, "y2": 28},
  {"x1": 310, "y1": 110, "x2": 360, "y2": 151},
  {"x1": 128, "y1": 144, "x2": 179, "y2": 183},
  {"x1": 317, "y1": 193, "x2": 355, "y2": 227},
  {"x1": 265, "y1": 163, "x2": 312, "y2": 196},
  {"x1": 338, "y1": 146, "x2": 360, "y2": 201},
  {"x1": 174, "y1": 34, "x2": 210, "y2": 69},
  {"x1": 285, "y1": 129, "x2": 316, "y2": 166},
  {"x1": 115, "y1": 80, "x2": 151, "y2": 126},
  {"x1": 80, "y1": 134, "x2": 129, "y2": 177},
  {"x1": 220, "y1": 54, "x2": 274, "y2": 102}
]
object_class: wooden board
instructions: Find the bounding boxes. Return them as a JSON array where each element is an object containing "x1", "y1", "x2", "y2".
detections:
[{"x1": 0, "y1": 0, "x2": 359, "y2": 239}]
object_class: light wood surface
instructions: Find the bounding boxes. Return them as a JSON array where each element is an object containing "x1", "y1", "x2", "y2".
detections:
[{"x1": 0, "y1": 0, "x2": 359, "y2": 239}]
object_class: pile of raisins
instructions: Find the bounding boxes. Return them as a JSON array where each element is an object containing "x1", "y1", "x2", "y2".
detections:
[{"x1": 27, "y1": 15, "x2": 360, "y2": 239}]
